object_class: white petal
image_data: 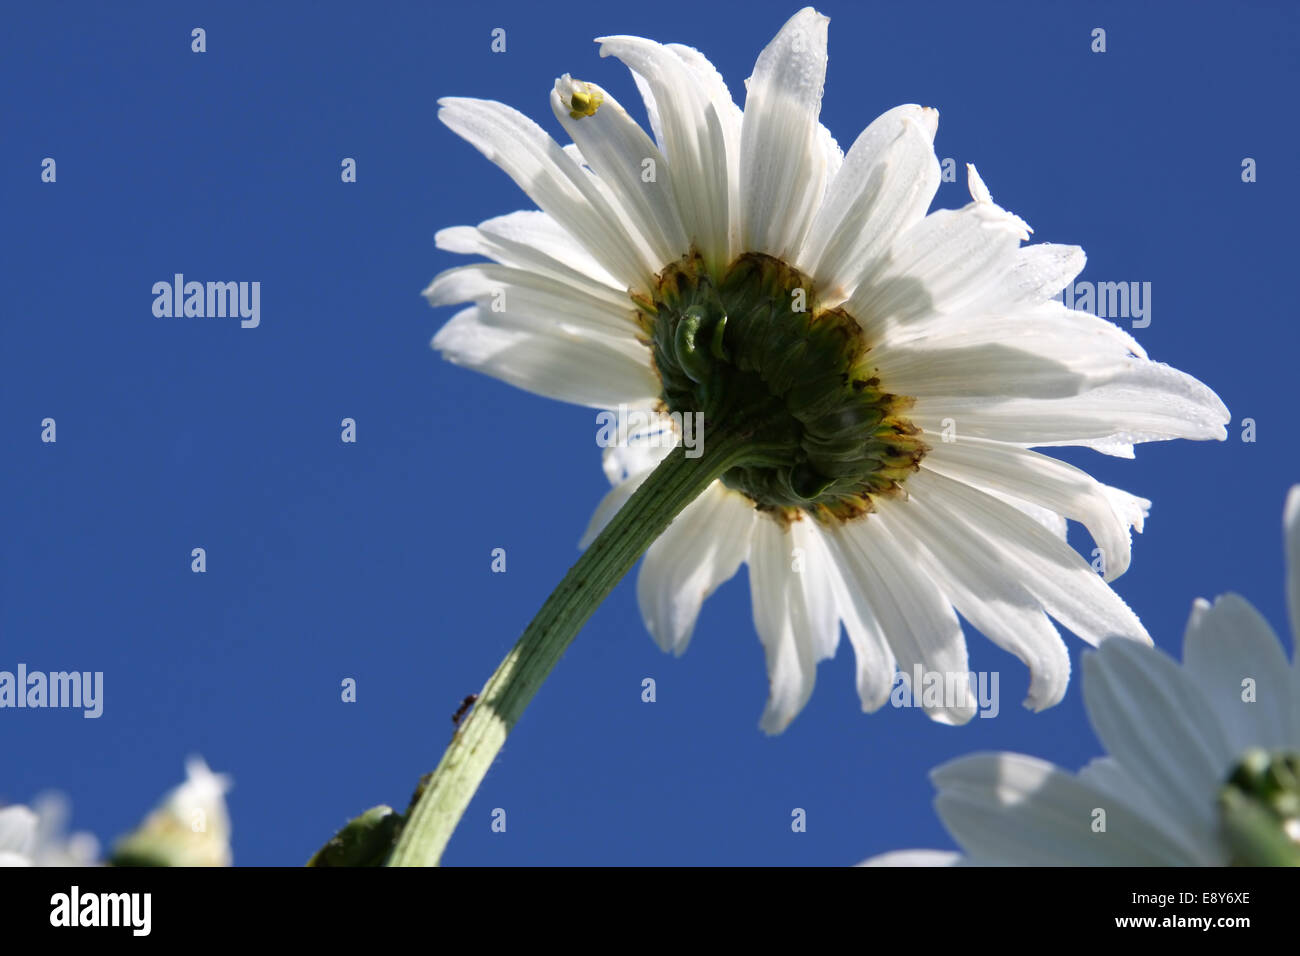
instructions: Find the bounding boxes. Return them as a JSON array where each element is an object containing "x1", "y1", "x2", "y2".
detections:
[
  {"x1": 814, "y1": 121, "x2": 844, "y2": 199},
  {"x1": 997, "y1": 493, "x2": 1068, "y2": 541},
  {"x1": 436, "y1": 209, "x2": 623, "y2": 291},
  {"x1": 858, "y1": 849, "x2": 965, "y2": 867},
  {"x1": 906, "y1": 468, "x2": 1149, "y2": 647},
  {"x1": 966, "y1": 163, "x2": 992, "y2": 204},
  {"x1": 562, "y1": 142, "x2": 588, "y2": 168},
  {"x1": 823, "y1": 536, "x2": 897, "y2": 713},
  {"x1": 628, "y1": 69, "x2": 664, "y2": 148},
  {"x1": 877, "y1": 342, "x2": 1097, "y2": 401},
  {"x1": 550, "y1": 76, "x2": 689, "y2": 266},
  {"x1": 664, "y1": 42, "x2": 744, "y2": 255},
  {"x1": 910, "y1": 358, "x2": 1230, "y2": 451},
  {"x1": 637, "y1": 483, "x2": 755, "y2": 654},
  {"x1": 922, "y1": 436, "x2": 1149, "y2": 581},
  {"x1": 1076, "y1": 756, "x2": 1220, "y2": 864},
  {"x1": 665, "y1": 41, "x2": 745, "y2": 140},
  {"x1": 739, "y1": 8, "x2": 830, "y2": 260},
  {"x1": 748, "y1": 516, "x2": 826, "y2": 733},
  {"x1": 0, "y1": 806, "x2": 37, "y2": 859},
  {"x1": 664, "y1": 41, "x2": 743, "y2": 121},
  {"x1": 1182, "y1": 594, "x2": 1292, "y2": 753},
  {"x1": 424, "y1": 263, "x2": 640, "y2": 342},
  {"x1": 874, "y1": 309, "x2": 1174, "y2": 407},
  {"x1": 826, "y1": 514, "x2": 976, "y2": 725},
  {"x1": 933, "y1": 753, "x2": 1201, "y2": 865},
  {"x1": 1083, "y1": 639, "x2": 1236, "y2": 839},
  {"x1": 848, "y1": 199, "x2": 1031, "y2": 338},
  {"x1": 788, "y1": 519, "x2": 842, "y2": 661},
  {"x1": 1285, "y1": 485, "x2": 1300, "y2": 743},
  {"x1": 1286, "y1": 485, "x2": 1300, "y2": 655},
  {"x1": 599, "y1": 414, "x2": 676, "y2": 486},
  {"x1": 982, "y1": 242, "x2": 1086, "y2": 312},
  {"x1": 598, "y1": 36, "x2": 739, "y2": 265},
  {"x1": 881, "y1": 493, "x2": 1071, "y2": 712},
  {"x1": 433, "y1": 307, "x2": 658, "y2": 409},
  {"x1": 438, "y1": 97, "x2": 657, "y2": 287},
  {"x1": 887, "y1": 299, "x2": 1148, "y2": 364},
  {"x1": 801, "y1": 105, "x2": 940, "y2": 302}
]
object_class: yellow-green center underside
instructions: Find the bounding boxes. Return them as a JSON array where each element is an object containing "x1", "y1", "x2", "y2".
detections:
[{"x1": 631, "y1": 251, "x2": 927, "y2": 524}]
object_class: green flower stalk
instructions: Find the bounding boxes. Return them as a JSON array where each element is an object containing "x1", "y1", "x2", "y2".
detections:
[{"x1": 388, "y1": 426, "x2": 752, "y2": 866}]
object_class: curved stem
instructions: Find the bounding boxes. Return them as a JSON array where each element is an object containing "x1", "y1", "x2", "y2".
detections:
[{"x1": 386, "y1": 426, "x2": 752, "y2": 866}]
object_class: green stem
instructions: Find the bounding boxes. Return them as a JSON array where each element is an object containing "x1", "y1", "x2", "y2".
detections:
[{"x1": 386, "y1": 425, "x2": 753, "y2": 866}]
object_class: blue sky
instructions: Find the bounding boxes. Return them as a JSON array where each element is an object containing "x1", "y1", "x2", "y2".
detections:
[{"x1": 2, "y1": 0, "x2": 1297, "y2": 866}]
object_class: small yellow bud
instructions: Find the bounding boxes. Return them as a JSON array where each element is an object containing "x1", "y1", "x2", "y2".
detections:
[{"x1": 568, "y1": 88, "x2": 603, "y2": 119}]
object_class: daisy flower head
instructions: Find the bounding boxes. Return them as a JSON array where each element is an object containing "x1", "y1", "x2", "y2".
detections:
[
  {"x1": 864, "y1": 486, "x2": 1300, "y2": 867},
  {"x1": 427, "y1": 8, "x2": 1228, "y2": 732}
]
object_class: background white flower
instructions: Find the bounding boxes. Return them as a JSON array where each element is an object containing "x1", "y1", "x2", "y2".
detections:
[
  {"x1": 0, "y1": 806, "x2": 34, "y2": 866},
  {"x1": 864, "y1": 486, "x2": 1300, "y2": 866},
  {"x1": 428, "y1": 7, "x2": 1228, "y2": 732},
  {"x1": 5, "y1": 758, "x2": 234, "y2": 868},
  {"x1": 0, "y1": 793, "x2": 99, "y2": 867},
  {"x1": 111, "y1": 756, "x2": 234, "y2": 867}
]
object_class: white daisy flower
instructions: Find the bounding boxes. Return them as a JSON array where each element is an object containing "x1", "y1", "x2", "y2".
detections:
[
  {"x1": 111, "y1": 756, "x2": 233, "y2": 867},
  {"x1": 864, "y1": 486, "x2": 1300, "y2": 867},
  {"x1": 0, "y1": 806, "x2": 33, "y2": 866},
  {"x1": 0, "y1": 793, "x2": 100, "y2": 866},
  {"x1": 426, "y1": 8, "x2": 1228, "y2": 732}
]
